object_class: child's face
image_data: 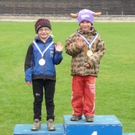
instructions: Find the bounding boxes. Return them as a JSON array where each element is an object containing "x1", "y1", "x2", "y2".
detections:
[
  {"x1": 80, "y1": 20, "x2": 92, "y2": 31},
  {"x1": 38, "y1": 27, "x2": 50, "y2": 40}
]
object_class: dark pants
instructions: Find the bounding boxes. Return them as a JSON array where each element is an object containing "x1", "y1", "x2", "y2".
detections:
[{"x1": 32, "y1": 79, "x2": 55, "y2": 121}]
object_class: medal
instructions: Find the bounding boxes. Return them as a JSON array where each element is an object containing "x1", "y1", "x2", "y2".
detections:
[
  {"x1": 87, "y1": 50, "x2": 93, "y2": 57},
  {"x1": 39, "y1": 58, "x2": 45, "y2": 66},
  {"x1": 76, "y1": 31, "x2": 98, "y2": 58},
  {"x1": 33, "y1": 40, "x2": 54, "y2": 66}
]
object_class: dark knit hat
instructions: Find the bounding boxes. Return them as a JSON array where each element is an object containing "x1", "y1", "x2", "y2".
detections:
[{"x1": 35, "y1": 19, "x2": 51, "y2": 34}]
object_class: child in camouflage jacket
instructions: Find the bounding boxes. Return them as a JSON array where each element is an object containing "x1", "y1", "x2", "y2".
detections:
[{"x1": 65, "y1": 9, "x2": 106, "y2": 122}]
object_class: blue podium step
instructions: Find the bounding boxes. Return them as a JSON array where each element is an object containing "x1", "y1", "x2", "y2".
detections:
[
  {"x1": 63, "y1": 115, "x2": 122, "y2": 135},
  {"x1": 13, "y1": 124, "x2": 65, "y2": 135},
  {"x1": 13, "y1": 116, "x2": 135, "y2": 135}
]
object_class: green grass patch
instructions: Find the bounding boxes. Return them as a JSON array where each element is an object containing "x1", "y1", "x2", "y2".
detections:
[{"x1": 0, "y1": 22, "x2": 135, "y2": 134}]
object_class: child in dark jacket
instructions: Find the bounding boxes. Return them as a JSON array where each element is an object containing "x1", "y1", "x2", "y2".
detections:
[
  {"x1": 24, "y1": 18, "x2": 63, "y2": 131},
  {"x1": 65, "y1": 9, "x2": 106, "y2": 122}
]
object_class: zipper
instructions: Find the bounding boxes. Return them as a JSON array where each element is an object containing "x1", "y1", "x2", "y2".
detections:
[{"x1": 43, "y1": 43, "x2": 46, "y2": 80}]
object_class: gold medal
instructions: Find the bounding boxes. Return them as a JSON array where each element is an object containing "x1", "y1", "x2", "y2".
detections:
[{"x1": 87, "y1": 50, "x2": 93, "y2": 57}]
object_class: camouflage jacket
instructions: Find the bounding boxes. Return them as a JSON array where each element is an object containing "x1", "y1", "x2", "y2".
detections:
[{"x1": 65, "y1": 27, "x2": 106, "y2": 77}]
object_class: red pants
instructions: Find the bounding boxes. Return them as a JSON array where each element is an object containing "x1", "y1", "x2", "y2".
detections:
[{"x1": 71, "y1": 75, "x2": 96, "y2": 117}]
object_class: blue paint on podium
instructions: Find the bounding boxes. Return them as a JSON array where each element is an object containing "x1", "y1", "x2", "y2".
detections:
[
  {"x1": 63, "y1": 115, "x2": 122, "y2": 135},
  {"x1": 13, "y1": 116, "x2": 135, "y2": 135},
  {"x1": 13, "y1": 124, "x2": 65, "y2": 135}
]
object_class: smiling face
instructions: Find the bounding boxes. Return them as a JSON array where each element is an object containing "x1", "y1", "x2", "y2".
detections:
[
  {"x1": 80, "y1": 20, "x2": 92, "y2": 31},
  {"x1": 37, "y1": 27, "x2": 50, "y2": 41}
]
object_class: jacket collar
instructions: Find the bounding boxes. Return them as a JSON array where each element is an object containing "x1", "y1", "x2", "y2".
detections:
[
  {"x1": 34, "y1": 36, "x2": 53, "y2": 43},
  {"x1": 77, "y1": 27, "x2": 97, "y2": 35}
]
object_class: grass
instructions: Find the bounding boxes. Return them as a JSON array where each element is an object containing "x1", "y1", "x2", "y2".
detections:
[{"x1": 0, "y1": 21, "x2": 135, "y2": 134}]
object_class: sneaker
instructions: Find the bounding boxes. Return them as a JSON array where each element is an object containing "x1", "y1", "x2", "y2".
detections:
[
  {"x1": 70, "y1": 114, "x2": 82, "y2": 121},
  {"x1": 31, "y1": 119, "x2": 41, "y2": 131},
  {"x1": 47, "y1": 119, "x2": 55, "y2": 131},
  {"x1": 85, "y1": 115, "x2": 94, "y2": 122}
]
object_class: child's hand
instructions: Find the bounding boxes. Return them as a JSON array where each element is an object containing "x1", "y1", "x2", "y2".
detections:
[
  {"x1": 27, "y1": 81, "x2": 32, "y2": 85},
  {"x1": 77, "y1": 37, "x2": 85, "y2": 47},
  {"x1": 84, "y1": 63, "x2": 90, "y2": 68},
  {"x1": 55, "y1": 42, "x2": 63, "y2": 51}
]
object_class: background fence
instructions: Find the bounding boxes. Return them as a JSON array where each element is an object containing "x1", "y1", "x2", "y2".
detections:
[{"x1": 0, "y1": 0, "x2": 135, "y2": 16}]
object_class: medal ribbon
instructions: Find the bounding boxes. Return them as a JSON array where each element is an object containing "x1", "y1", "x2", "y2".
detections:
[
  {"x1": 76, "y1": 31, "x2": 98, "y2": 49},
  {"x1": 33, "y1": 40, "x2": 54, "y2": 58}
]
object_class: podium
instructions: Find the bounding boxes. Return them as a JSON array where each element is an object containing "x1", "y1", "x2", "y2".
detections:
[
  {"x1": 13, "y1": 124, "x2": 65, "y2": 135},
  {"x1": 13, "y1": 115, "x2": 135, "y2": 135},
  {"x1": 63, "y1": 115, "x2": 122, "y2": 135}
]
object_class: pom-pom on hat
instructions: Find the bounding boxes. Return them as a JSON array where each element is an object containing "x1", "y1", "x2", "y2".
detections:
[
  {"x1": 70, "y1": 9, "x2": 101, "y2": 25},
  {"x1": 35, "y1": 19, "x2": 51, "y2": 34}
]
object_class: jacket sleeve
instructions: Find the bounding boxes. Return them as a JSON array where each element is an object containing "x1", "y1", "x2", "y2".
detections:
[
  {"x1": 87, "y1": 35, "x2": 106, "y2": 66},
  {"x1": 53, "y1": 50, "x2": 63, "y2": 65},
  {"x1": 65, "y1": 33, "x2": 82, "y2": 57},
  {"x1": 24, "y1": 44, "x2": 33, "y2": 82}
]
